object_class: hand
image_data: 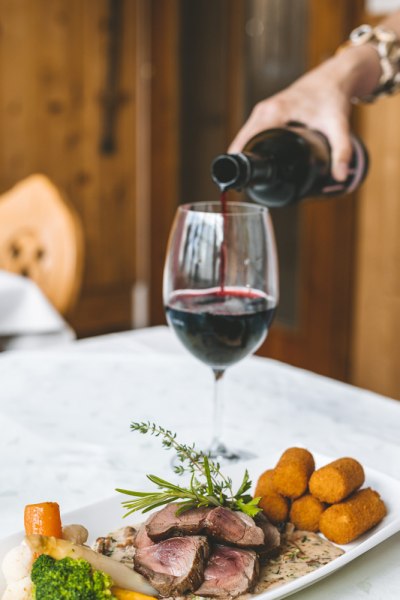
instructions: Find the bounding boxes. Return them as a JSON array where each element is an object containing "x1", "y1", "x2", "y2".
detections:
[{"x1": 228, "y1": 45, "x2": 381, "y2": 182}]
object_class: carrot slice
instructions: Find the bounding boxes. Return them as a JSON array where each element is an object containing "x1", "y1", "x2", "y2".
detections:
[{"x1": 24, "y1": 502, "x2": 62, "y2": 538}]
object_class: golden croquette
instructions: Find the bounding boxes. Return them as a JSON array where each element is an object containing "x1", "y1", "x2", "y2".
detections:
[{"x1": 309, "y1": 457, "x2": 365, "y2": 503}]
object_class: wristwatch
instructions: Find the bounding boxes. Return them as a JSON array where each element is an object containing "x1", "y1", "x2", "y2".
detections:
[{"x1": 345, "y1": 24, "x2": 400, "y2": 103}]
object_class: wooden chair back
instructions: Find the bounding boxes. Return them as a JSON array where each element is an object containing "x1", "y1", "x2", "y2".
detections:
[{"x1": 0, "y1": 175, "x2": 84, "y2": 315}]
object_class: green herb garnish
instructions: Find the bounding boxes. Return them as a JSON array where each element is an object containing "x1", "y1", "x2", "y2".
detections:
[{"x1": 116, "y1": 422, "x2": 261, "y2": 518}]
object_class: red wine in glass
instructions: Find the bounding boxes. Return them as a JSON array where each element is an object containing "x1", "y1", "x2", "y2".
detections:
[
  {"x1": 165, "y1": 287, "x2": 275, "y2": 369},
  {"x1": 163, "y1": 201, "x2": 278, "y2": 461}
]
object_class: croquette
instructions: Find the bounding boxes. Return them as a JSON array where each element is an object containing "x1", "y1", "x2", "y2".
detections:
[
  {"x1": 289, "y1": 494, "x2": 326, "y2": 532},
  {"x1": 255, "y1": 469, "x2": 290, "y2": 524},
  {"x1": 319, "y1": 487, "x2": 386, "y2": 544},
  {"x1": 258, "y1": 493, "x2": 290, "y2": 524},
  {"x1": 255, "y1": 469, "x2": 276, "y2": 498},
  {"x1": 272, "y1": 447, "x2": 315, "y2": 499},
  {"x1": 309, "y1": 457, "x2": 365, "y2": 503}
]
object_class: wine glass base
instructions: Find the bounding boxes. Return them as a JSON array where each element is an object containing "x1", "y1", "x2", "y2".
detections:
[
  {"x1": 208, "y1": 442, "x2": 256, "y2": 463},
  {"x1": 170, "y1": 443, "x2": 256, "y2": 471}
]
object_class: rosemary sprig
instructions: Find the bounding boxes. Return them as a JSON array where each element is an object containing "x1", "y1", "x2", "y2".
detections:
[{"x1": 116, "y1": 422, "x2": 261, "y2": 518}]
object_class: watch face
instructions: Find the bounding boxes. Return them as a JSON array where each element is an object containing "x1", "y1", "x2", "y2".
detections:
[{"x1": 350, "y1": 24, "x2": 373, "y2": 45}]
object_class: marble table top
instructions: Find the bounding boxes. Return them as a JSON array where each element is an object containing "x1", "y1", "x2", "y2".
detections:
[{"x1": 0, "y1": 325, "x2": 399, "y2": 599}]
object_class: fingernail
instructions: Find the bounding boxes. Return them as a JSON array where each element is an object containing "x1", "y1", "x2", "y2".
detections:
[{"x1": 335, "y1": 161, "x2": 348, "y2": 181}]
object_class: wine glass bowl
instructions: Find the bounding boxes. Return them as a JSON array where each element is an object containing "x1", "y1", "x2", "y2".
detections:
[{"x1": 163, "y1": 201, "x2": 278, "y2": 460}]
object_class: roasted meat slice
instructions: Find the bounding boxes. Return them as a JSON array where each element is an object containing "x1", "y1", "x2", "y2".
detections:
[
  {"x1": 134, "y1": 523, "x2": 155, "y2": 549},
  {"x1": 203, "y1": 507, "x2": 265, "y2": 547},
  {"x1": 254, "y1": 513, "x2": 281, "y2": 558},
  {"x1": 93, "y1": 526, "x2": 137, "y2": 567},
  {"x1": 146, "y1": 504, "x2": 272, "y2": 548},
  {"x1": 134, "y1": 535, "x2": 210, "y2": 596},
  {"x1": 195, "y1": 545, "x2": 259, "y2": 598},
  {"x1": 145, "y1": 503, "x2": 211, "y2": 541}
]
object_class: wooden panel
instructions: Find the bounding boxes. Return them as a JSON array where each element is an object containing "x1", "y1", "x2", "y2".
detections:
[
  {"x1": 0, "y1": 0, "x2": 139, "y2": 335},
  {"x1": 149, "y1": 0, "x2": 180, "y2": 324},
  {"x1": 179, "y1": 0, "x2": 229, "y2": 206},
  {"x1": 352, "y1": 94, "x2": 400, "y2": 398},
  {"x1": 224, "y1": 1, "x2": 246, "y2": 146},
  {"x1": 134, "y1": 0, "x2": 151, "y2": 307},
  {"x1": 348, "y1": 8, "x2": 400, "y2": 399},
  {"x1": 70, "y1": 286, "x2": 132, "y2": 335},
  {"x1": 75, "y1": 0, "x2": 137, "y2": 289},
  {"x1": 299, "y1": 0, "x2": 362, "y2": 379},
  {"x1": 0, "y1": 0, "x2": 36, "y2": 185}
]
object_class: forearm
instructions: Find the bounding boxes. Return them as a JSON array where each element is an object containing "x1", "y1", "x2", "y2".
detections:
[
  {"x1": 318, "y1": 10, "x2": 400, "y2": 102},
  {"x1": 298, "y1": 44, "x2": 381, "y2": 103},
  {"x1": 382, "y1": 9, "x2": 400, "y2": 37}
]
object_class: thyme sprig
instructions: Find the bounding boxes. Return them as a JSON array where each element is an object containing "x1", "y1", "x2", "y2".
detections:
[{"x1": 116, "y1": 422, "x2": 261, "y2": 518}]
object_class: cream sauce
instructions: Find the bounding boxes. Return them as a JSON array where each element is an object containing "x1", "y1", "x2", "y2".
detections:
[{"x1": 250, "y1": 529, "x2": 344, "y2": 596}]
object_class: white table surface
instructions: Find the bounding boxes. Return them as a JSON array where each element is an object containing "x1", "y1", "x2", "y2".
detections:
[{"x1": 1, "y1": 325, "x2": 399, "y2": 599}]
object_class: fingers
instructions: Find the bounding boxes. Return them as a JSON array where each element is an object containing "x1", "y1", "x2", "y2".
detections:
[
  {"x1": 228, "y1": 92, "x2": 354, "y2": 184},
  {"x1": 228, "y1": 125, "x2": 256, "y2": 154},
  {"x1": 323, "y1": 118, "x2": 353, "y2": 181},
  {"x1": 228, "y1": 100, "x2": 287, "y2": 153}
]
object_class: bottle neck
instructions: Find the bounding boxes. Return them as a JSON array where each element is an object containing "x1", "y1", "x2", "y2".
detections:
[{"x1": 211, "y1": 153, "x2": 275, "y2": 191}]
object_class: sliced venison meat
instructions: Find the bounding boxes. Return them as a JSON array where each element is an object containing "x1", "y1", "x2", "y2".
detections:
[
  {"x1": 146, "y1": 504, "x2": 269, "y2": 548},
  {"x1": 254, "y1": 513, "x2": 281, "y2": 559},
  {"x1": 195, "y1": 545, "x2": 259, "y2": 598},
  {"x1": 204, "y1": 507, "x2": 265, "y2": 547},
  {"x1": 134, "y1": 535, "x2": 210, "y2": 596},
  {"x1": 146, "y1": 503, "x2": 211, "y2": 541},
  {"x1": 134, "y1": 523, "x2": 155, "y2": 549}
]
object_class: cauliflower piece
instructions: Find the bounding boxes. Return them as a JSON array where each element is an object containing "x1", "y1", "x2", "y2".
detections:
[
  {"x1": 62, "y1": 524, "x2": 89, "y2": 545},
  {"x1": 2, "y1": 576, "x2": 33, "y2": 600},
  {"x1": 1, "y1": 544, "x2": 33, "y2": 585}
]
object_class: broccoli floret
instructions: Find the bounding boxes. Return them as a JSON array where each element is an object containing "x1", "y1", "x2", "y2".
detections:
[{"x1": 31, "y1": 553, "x2": 116, "y2": 599}]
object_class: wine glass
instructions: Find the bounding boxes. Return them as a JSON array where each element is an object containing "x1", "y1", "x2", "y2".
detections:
[{"x1": 163, "y1": 201, "x2": 278, "y2": 461}]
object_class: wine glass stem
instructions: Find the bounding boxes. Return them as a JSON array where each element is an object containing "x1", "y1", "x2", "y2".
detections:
[{"x1": 210, "y1": 368, "x2": 226, "y2": 455}]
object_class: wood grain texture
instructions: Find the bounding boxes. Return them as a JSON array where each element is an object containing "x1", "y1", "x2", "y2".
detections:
[
  {"x1": 0, "y1": 0, "x2": 139, "y2": 335},
  {"x1": 149, "y1": 0, "x2": 180, "y2": 324},
  {"x1": 346, "y1": 9, "x2": 400, "y2": 399},
  {"x1": 352, "y1": 94, "x2": 400, "y2": 399}
]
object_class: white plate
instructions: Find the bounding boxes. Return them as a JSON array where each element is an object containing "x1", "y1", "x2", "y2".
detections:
[{"x1": 1, "y1": 452, "x2": 400, "y2": 599}]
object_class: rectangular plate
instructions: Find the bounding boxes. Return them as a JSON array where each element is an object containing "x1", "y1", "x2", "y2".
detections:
[{"x1": 1, "y1": 452, "x2": 400, "y2": 598}]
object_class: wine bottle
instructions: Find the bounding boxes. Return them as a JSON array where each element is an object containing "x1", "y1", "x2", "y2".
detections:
[{"x1": 210, "y1": 125, "x2": 368, "y2": 208}]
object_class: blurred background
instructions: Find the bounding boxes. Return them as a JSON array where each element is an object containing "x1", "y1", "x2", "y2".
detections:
[{"x1": 0, "y1": 0, "x2": 400, "y2": 399}]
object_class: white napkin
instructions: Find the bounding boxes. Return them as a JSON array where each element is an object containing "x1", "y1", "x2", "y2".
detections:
[{"x1": 0, "y1": 270, "x2": 74, "y2": 348}]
